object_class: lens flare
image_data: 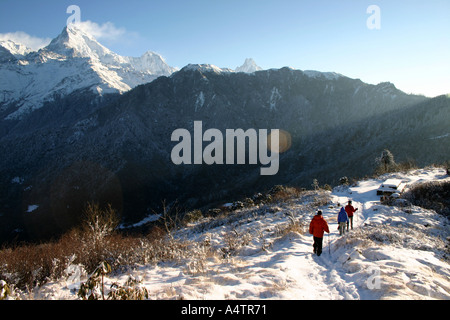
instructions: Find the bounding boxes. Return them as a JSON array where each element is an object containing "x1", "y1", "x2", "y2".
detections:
[{"x1": 268, "y1": 129, "x2": 291, "y2": 154}]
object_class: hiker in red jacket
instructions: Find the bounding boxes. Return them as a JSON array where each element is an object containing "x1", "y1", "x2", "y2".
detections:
[
  {"x1": 345, "y1": 200, "x2": 358, "y2": 231},
  {"x1": 309, "y1": 210, "x2": 330, "y2": 256}
]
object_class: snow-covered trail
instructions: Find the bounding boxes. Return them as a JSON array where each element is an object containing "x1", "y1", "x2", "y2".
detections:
[
  {"x1": 275, "y1": 208, "x2": 362, "y2": 300},
  {"x1": 29, "y1": 167, "x2": 450, "y2": 300},
  {"x1": 278, "y1": 167, "x2": 450, "y2": 300}
]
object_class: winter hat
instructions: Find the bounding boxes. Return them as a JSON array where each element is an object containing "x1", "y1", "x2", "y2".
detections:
[{"x1": 317, "y1": 210, "x2": 322, "y2": 215}]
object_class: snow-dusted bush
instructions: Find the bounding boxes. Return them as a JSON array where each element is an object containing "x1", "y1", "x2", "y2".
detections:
[
  {"x1": 221, "y1": 228, "x2": 252, "y2": 258},
  {"x1": 334, "y1": 224, "x2": 447, "y2": 256},
  {"x1": 273, "y1": 212, "x2": 305, "y2": 238},
  {"x1": 109, "y1": 276, "x2": 149, "y2": 300},
  {"x1": 78, "y1": 261, "x2": 111, "y2": 300},
  {"x1": 339, "y1": 176, "x2": 349, "y2": 185}
]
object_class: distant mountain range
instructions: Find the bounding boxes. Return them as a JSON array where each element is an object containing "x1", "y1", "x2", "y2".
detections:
[
  {"x1": 0, "y1": 25, "x2": 263, "y2": 121},
  {"x1": 0, "y1": 25, "x2": 448, "y2": 243}
]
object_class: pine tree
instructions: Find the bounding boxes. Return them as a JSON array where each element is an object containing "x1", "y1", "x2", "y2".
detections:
[{"x1": 377, "y1": 149, "x2": 396, "y2": 173}]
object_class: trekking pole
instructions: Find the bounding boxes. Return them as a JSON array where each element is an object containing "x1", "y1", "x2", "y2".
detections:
[{"x1": 328, "y1": 233, "x2": 331, "y2": 255}]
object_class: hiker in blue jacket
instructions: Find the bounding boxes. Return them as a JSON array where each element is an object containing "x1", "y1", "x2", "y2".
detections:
[{"x1": 337, "y1": 207, "x2": 349, "y2": 236}]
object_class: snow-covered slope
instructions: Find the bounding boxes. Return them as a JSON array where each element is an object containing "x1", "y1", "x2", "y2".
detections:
[
  {"x1": 0, "y1": 25, "x2": 177, "y2": 120},
  {"x1": 26, "y1": 167, "x2": 450, "y2": 300}
]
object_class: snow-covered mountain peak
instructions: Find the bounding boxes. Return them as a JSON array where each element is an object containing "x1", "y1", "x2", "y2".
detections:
[
  {"x1": 235, "y1": 58, "x2": 263, "y2": 73},
  {"x1": 125, "y1": 51, "x2": 178, "y2": 75},
  {"x1": 0, "y1": 39, "x2": 33, "y2": 58},
  {"x1": 45, "y1": 25, "x2": 123, "y2": 64},
  {"x1": 1, "y1": 25, "x2": 178, "y2": 120}
]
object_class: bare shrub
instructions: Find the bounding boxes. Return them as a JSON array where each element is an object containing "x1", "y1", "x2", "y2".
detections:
[
  {"x1": 0, "y1": 203, "x2": 157, "y2": 291},
  {"x1": 182, "y1": 209, "x2": 203, "y2": 225},
  {"x1": 75, "y1": 202, "x2": 121, "y2": 272},
  {"x1": 159, "y1": 201, "x2": 184, "y2": 239},
  {"x1": 0, "y1": 240, "x2": 71, "y2": 290},
  {"x1": 403, "y1": 181, "x2": 450, "y2": 217},
  {"x1": 396, "y1": 159, "x2": 418, "y2": 172},
  {"x1": 82, "y1": 202, "x2": 119, "y2": 242},
  {"x1": 270, "y1": 186, "x2": 302, "y2": 203},
  {"x1": 313, "y1": 190, "x2": 332, "y2": 207},
  {"x1": 221, "y1": 228, "x2": 252, "y2": 258},
  {"x1": 273, "y1": 213, "x2": 306, "y2": 238}
]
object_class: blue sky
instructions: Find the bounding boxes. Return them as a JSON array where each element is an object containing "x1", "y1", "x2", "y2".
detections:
[{"x1": 0, "y1": 0, "x2": 449, "y2": 97}]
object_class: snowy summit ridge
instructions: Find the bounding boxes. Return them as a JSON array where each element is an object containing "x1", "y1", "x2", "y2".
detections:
[
  {"x1": 178, "y1": 58, "x2": 263, "y2": 75},
  {"x1": 180, "y1": 63, "x2": 234, "y2": 74},
  {"x1": 46, "y1": 25, "x2": 176, "y2": 77},
  {"x1": 0, "y1": 40, "x2": 33, "y2": 58}
]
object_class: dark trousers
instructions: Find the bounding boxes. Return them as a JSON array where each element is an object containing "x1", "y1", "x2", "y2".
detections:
[
  {"x1": 347, "y1": 216, "x2": 353, "y2": 230},
  {"x1": 313, "y1": 237, "x2": 324, "y2": 256}
]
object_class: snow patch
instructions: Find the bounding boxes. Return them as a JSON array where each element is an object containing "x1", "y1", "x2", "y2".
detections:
[
  {"x1": 27, "y1": 205, "x2": 39, "y2": 213},
  {"x1": 429, "y1": 133, "x2": 449, "y2": 140},
  {"x1": 195, "y1": 91, "x2": 205, "y2": 112},
  {"x1": 269, "y1": 87, "x2": 281, "y2": 111},
  {"x1": 11, "y1": 176, "x2": 24, "y2": 184},
  {"x1": 120, "y1": 214, "x2": 161, "y2": 229}
]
